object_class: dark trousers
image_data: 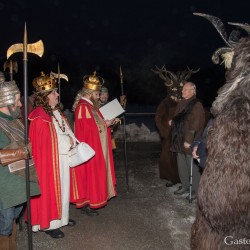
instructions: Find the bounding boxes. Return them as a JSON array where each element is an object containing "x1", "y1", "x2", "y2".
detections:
[
  {"x1": 177, "y1": 153, "x2": 201, "y2": 193},
  {"x1": 0, "y1": 204, "x2": 23, "y2": 236}
]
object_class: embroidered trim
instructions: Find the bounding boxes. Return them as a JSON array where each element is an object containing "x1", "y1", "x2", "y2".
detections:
[
  {"x1": 49, "y1": 123, "x2": 62, "y2": 217},
  {"x1": 85, "y1": 107, "x2": 91, "y2": 119},
  {"x1": 78, "y1": 105, "x2": 82, "y2": 119}
]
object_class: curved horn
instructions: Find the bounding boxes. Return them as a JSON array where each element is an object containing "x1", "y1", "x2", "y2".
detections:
[
  {"x1": 212, "y1": 47, "x2": 233, "y2": 64},
  {"x1": 228, "y1": 22, "x2": 250, "y2": 35},
  {"x1": 193, "y1": 12, "x2": 231, "y2": 47},
  {"x1": 50, "y1": 71, "x2": 69, "y2": 82}
]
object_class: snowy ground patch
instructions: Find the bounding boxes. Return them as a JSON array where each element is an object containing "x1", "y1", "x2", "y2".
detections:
[{"x1": 114, "y1": 123, "x2": 160, "y2": 142}]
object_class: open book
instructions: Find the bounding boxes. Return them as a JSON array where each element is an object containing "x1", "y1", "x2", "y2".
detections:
[{"x1": 99, "y1": 98, "x2": 125, "y2": 120}]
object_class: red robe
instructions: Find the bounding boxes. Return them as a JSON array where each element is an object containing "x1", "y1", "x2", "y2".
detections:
[
  {"x1": 70, "y1": 98, "x2": 116, "y2": 209},
  {"x1": 28, "y1": 107, "x2": 62, "y2": 229}
]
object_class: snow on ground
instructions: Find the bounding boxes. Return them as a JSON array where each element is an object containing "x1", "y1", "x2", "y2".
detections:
[
  {"x1": 64, "y1": 109, "x2": 161, "y2": 142},
  {"x1": 113, "y1": 123, "x2": 160, "y2": 142}
]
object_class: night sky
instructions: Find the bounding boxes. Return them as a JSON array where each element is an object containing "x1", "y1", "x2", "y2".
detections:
[{"x1": 1, "y1": 0, "x2": 250, "y2": 108}]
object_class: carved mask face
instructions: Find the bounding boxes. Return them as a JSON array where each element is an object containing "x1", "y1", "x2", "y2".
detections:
[{"x1": 168, "y1": 82, "x2": 183, "y2": 101}]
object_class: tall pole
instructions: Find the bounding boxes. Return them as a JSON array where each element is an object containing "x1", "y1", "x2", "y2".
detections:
[
  {"x1": 7, "y1": 23, "x2": 44, "y2": 250},
  {"x1": 23, "y1": 23, "x2": 33, "y2": 249},
  {"x1": 120, "y1": 66, "x2": 129, "y2": 191}
]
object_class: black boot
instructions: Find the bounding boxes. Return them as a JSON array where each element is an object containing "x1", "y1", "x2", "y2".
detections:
[
  {"x1": 81, "y1": 205, "x2": 99, "y2": 216},
  {"x1": 165, "y1": 181, "x2": 174, "y2": 187},
  {"x1": 45, "y1": 229, "x2": 64, "y2": 239},
  {"x1": 67, "y1": 219, "x2": 76, "y2": 226}
]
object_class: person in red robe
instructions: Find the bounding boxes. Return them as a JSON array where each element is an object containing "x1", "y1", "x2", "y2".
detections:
[
  {"x1": 70, "y1": 71, "x2": 117, "y2": 216},
  {"x1": 28, "y1": 72, "x2": 76, "y2": 239}
]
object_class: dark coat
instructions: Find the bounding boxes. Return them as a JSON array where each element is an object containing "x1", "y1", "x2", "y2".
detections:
[
  {"x1": 155, "y1": 98, "x2": 180, "y2": 183},
  {"x1": 170, "y1": 96, "x2": 205, "y2": 155},
  {"x1": 0, "y1": 111, "x2": 40, "y2": 209}
]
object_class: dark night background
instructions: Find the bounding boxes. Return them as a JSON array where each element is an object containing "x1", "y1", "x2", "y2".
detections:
[{"x1": 1, "y1": 0, "x2": 250, "y2": 109}]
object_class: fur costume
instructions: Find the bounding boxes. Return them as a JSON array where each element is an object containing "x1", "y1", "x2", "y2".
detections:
[
  {"x1": 153, "y1": 66, "x2": 199, "y2": 182},
  {"x1": 191, "y1": 13, "x2": 250, "y2": 250}
]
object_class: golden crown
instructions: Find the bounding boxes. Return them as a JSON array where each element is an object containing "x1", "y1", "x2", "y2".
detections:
[
  {"x1": 83, "y1": 71, "x2": 104, "y2": 91},
  {"x1": 32, "y1": 72, "x2": 57, "y2": 93}
]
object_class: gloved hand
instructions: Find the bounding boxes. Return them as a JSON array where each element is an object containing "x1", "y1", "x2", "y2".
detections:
[
  {"x1": 120, "y1": 95, "x2": 127, "y2": 108},
  {"x1": 0, "y1": 146, "x2": 29, "y2": 166}
]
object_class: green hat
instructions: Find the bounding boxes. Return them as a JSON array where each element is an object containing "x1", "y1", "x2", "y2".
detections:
[{"x1": 100, "y1": 86, "x2": 109, "y2": 94}]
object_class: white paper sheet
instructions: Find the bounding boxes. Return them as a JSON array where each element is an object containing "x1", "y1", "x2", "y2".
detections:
[{"x1": 99, "y1": 98, "x2": 125, "y2": 120}]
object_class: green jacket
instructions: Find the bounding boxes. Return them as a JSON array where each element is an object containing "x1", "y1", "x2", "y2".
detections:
[{"x1": 0, "y1": 112, "x2": 40, "y2": 209}]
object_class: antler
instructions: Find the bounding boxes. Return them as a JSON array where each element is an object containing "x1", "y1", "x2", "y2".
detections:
[
  {"x1": 178, "y1": 67, "x2": 200, "y2": 82},
  {"x1": 151, "y1": 65, "x2": 177, "y2": 86}
]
